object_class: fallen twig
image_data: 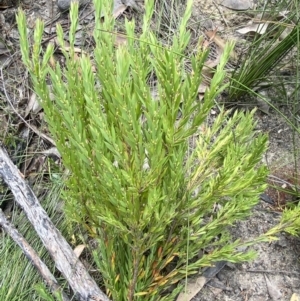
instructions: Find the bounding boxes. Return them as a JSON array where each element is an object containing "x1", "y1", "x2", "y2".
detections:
[
  {"x1": 0, "y1": 146, "x2": 110, "y2": 301},
  {"x1": 0, "y1": 209, "x2": 70, "y2": 301},
  {"x1": 247, "y1": 269, "x2": 300, "y2": 276}
]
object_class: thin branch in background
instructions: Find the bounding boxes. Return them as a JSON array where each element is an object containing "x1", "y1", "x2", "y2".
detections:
[
  {"x1": 0, "y1": 209, "x2": 70, "y2": 301},
  {"x1": 0, "y1": 146, "x2": 111, "y2": 301},
  {"x1": 0, "y1": 60, "x2": 56, "y2": 146}
]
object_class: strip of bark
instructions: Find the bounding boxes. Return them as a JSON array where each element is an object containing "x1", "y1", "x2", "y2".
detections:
[
  {"x1": 0, "y1": 146, "x2": 110, "y2": 301},
  {"x1": 0, "y1": 209, "x2": 70, "y2": 301}
]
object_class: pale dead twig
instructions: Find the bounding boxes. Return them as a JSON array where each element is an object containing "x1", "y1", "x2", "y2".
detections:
[
  {"x1": 0, "y1": 146, "x2": 111, "y2": 301},
  {"x1": 0, "y1": 209, "x2": 71, "y2": 301},
  {"x1": 247, "y1": 269, "x2": 300, "y2": 276},
  {"x1": 268, "y1": 174, "x2": 295, "y2": 188}
]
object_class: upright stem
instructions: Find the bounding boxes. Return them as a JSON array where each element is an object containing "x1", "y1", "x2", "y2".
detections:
[{"x1": 128, "y1": 249, "x2": 141, "y2": 301}]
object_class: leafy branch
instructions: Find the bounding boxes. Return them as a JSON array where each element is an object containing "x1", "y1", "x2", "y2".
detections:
[{"x1": 16, "y1": 0, "x2": 273, "y2": 300}]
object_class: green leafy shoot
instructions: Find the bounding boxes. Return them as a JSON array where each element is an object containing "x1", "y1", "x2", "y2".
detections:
[{"x1": 16, "y1": 0, "x2": 273, "y2": 300}]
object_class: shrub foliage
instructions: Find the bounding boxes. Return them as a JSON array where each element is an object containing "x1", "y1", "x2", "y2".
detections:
[{"x1": 17, "y1": 0, "x2": 269, "y2": 300}]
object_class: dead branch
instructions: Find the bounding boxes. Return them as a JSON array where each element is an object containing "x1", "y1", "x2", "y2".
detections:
[
  {"x1": 0, "y1": 209, "x2": 70, "y2": 301},
  {"x1": 0, "y1": 146, "x2": 111, "y2": 301}
]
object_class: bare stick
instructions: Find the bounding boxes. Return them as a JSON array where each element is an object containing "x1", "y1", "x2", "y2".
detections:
[
  {"x1": 0, "y1": 146, "x2": 110, "y2": 301},
  {"x1": 0, "y1": 209, "x2": 70, "y2": 301},
  {"x1": 247, "y1": 269, "x2": 300, "y2": 276}
]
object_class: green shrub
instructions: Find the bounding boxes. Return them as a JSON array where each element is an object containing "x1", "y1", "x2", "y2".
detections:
[{"x1": 17, "y1": 0, "x2": 270, "y2": 300}]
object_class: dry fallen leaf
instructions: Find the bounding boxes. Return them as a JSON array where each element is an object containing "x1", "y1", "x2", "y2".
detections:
[
  {"x1": 61, "y1": 46, "x2": 88, "y2": 55},
  {"x1": 41, "y1": 147, "x2": 61, "y2": 159},
  {"x1": 25, "y1": 92, "x2": 42, "y2": 117},
  {"x1": 113, "y1": 0, "x2": 127, "y2": 18},
  {"x1": 279, "y1": 26, "x2": 293, "y2": 40},
  {"x1": 176, "y1": 276, "x2": 206, "y2": 301},
  {"x1": 49, "y1": 54, "x2": 56, "y2": 69},
  {"x1": 236, "y1": 23, "x2": 269, "y2": 35},
  {"x1": 115, "y1": 33, "x2": 128, "y2": 47},
  {"x1": 219, "y1": 0, "x2": 253, "y2": 10},
  {"x1": 74, "y1": 244, "x2": 86, "y2": 258},
  {"x1": 290, "y1": 293, "x2": 300, "y2": 301},
  {"x1": 265, "y1": 275, "x2": 282, "y2": 301},
  {"x1": 123, "y1": 0, "x2": 141, "y2": 11},
  {"x1": 198, "y1": 82, "x2": 208, "y2": 94},
  {"x1": 291, "y1": 293, "x2": 300, "y2": 301},
  {"x1": 196, "y1": 31, "x2": 224, "y2": 98},
  {"x1": 205, "y1": 30, "x2": 238, "y2": 61}
]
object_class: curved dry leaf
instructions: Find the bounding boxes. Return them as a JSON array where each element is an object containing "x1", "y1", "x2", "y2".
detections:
[
  {"x1": 122, "y1": 0, "x2": 141, "y2": 11},
  {"x1": 205, "y1": 30, "x2": 237, "y2": 61},
  {"x1": 41, "y1": 147, "x2": 61, "y2": 159},
  {"x1": 219, "y1": 0, "x2": 253, "y2": 10},
  {"x1": 176, "y1": 276, "x2": 206, "y2": 301},
  {"x1": 264, "y1": 275, "x2": 282, "y2": 301},
  {"x1": 74, "y1": 244, "x2": 86, "y2": 258},
  {"x1": 115, "y1": 33, "x2": 128, "y2": 47},
  {"x1": 113, "y1": 0, "x2": 127, "y2": 18},
  {"x1": 236, "y1": 23, "x2": 269, "y2": 35},
  {"x1": 25, "y1": 92, "x2": 42, "y2": 117},
  {"x1": 291, "y1": 293, "x2": 300, "y2": 301}
]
